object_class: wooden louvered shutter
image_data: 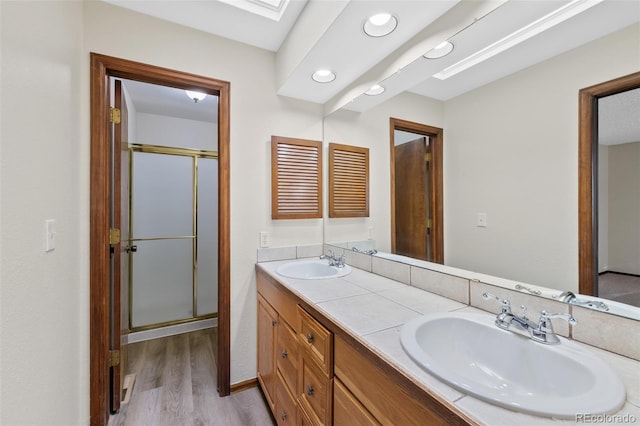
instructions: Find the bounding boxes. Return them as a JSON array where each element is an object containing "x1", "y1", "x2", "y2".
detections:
[
  {"x1": 329, "y1": 143, "x2": 369, "y2": 218},
  {"x1": 271, "y1": 136, "x2": 323, "y2": 219}
]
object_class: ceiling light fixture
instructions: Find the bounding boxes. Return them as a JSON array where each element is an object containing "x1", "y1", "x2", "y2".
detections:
[
  {"x1": 312, "y1": 69, "x2": 336, "y2": 83},
  {"x1": 433, "y1": 0, "x2": 604, "y2": 80},
  {"x1": 423, "y1": 41, "x2": 454, "y2": 59},
  {"x1": 185, "y1": 90, "x2": 207, "y2": 103},
  {"x1": 365, "y1": 85, "x2": 385, "y2": 96},
  {"x1": 363, "y1": 12, "x2": 398, "y2": 37}
]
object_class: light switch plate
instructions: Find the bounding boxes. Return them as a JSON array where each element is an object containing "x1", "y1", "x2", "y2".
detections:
[{"x1": 45, "y1": 219, "x2": 56, "y2": 252}]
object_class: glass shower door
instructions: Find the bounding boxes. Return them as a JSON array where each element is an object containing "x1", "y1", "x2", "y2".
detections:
[{"x1": 130, "y1": 152, "x2": 194, "y2": 328}]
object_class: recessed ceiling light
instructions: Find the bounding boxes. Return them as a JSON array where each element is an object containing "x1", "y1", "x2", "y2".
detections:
[
  {"x1": 433, "y1": 0, "x2": 604, "y2": 80},
  {"x1": 312, "y1": 69, "x2": 336, "y2": 83},
  {"x1": 363, "y1": 12, "x2": 398, "y2": 37},
  {"x1": 423, "y1": 41, "x2": 454, "y2": 59},
  {"x1": 365, "y1": 85, "x2": 385, "y2": 96},
  {"x1": 185, "y1": 90, "x2": 207, "y2": 103}
]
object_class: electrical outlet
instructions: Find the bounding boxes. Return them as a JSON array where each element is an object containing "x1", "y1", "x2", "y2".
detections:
[{"x1": 259, "y1": 231, "x2": 269, "y2": 248}]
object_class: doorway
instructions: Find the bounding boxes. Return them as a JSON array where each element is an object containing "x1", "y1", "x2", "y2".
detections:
[
  {"x1": 390, "y1": 118, "x2": 444, "y2": 263},
  {"x1": 90, "y1": 53, "x2": 231, "y2": 426},
  {"x1": 578, "y1": 71, "x2": 640, "y2": 298}
]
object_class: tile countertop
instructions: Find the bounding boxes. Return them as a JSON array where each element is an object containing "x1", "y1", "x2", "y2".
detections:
[{"x1": 257, "y1": 260, "x2": 640, "y2": 426}]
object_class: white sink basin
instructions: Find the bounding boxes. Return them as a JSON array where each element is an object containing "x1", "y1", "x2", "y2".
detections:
[
  {"x1": 276, "y1": 260, "x2": 352, "y2": 280},
  {"x1": 400, "y1": 312, "x2": 625, "y2": 419}
]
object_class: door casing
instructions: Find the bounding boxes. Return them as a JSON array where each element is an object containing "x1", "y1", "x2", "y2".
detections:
[
  {"x1": 89, "y1": 53, "x2": 231, "y2": 425},
  {"x1": 390, "y1": 118, "x2": 444, "y2": 264},
  {"x1": 578, "y1": 71, "x2": 640, "y2": 296}
]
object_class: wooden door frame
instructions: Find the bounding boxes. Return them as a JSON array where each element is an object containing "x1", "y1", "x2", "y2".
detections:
[
  {"x1": 389, "y1": 118, "x2": 444, "y2": 264},
  {"x1": 89, "y1": 53, "x2": 231, "y2": 425},
  {"x1": 578, "y1": 71, "x2": 640, "y2": 296}
]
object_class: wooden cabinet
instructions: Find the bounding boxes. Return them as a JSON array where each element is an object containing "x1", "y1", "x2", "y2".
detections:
[
  {"x1": 334, "y1": 335, "x2": 473, "y2": 426},
  {"x1": 297, "y1": 305, "x2": 333, "y2": 425},
  {"x1": 257, "y1": 266, "x2": 473, "y2": 426},
  {"x1": 276, "y1": 370, "x2": 298, "y2": 425},
  {"x1": 257, "y1": 294, "x2": 277, "y2": 410},
  {"x1": 257, "y1": 271, "x2": 300, "y2": 424},
  {"x1": 333, "y1": 379, "x2": 379, "y2": 426}
]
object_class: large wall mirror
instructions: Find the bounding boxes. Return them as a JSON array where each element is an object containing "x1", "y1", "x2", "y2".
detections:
[{"x1": 323, "y1": 20, "x2": 640, "y2": 321}]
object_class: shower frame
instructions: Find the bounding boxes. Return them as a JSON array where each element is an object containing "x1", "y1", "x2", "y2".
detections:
[{"x1": 127, "y1": 143, "x2": 219, "y2": 332}]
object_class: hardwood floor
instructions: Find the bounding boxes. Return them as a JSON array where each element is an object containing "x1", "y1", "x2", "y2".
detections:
[
  {"x1": 599, "y1": 272, "x2": 640, "y2": 307},
  {"x1": 108, "y1": 328, "x2": 275, "y2": 426}
]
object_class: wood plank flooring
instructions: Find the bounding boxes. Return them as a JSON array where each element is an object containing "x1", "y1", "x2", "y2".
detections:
[
  {"x1": 108, "y1": 328, "x2": 275, "y2": 426},
  {"x1": 599, "y1": 272, "x2": 640, "y2": 307}
]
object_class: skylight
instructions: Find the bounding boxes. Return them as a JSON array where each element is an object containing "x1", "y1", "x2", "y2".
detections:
[{"x1": 218, "y1": 0, "x2": 290, "y2": 21}]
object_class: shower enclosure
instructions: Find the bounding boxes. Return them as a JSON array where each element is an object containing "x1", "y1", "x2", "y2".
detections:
[{"x1": 128, "y1": 145, "x2": 218, "y2": 330}]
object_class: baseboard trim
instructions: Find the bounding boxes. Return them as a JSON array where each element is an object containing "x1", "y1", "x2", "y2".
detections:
[
  {"x1": 599, "y1": 270, "x2": 640, "y2": 278},
  {"x1": 231, "y1": 378, "x2": 258, "y2": 394}
]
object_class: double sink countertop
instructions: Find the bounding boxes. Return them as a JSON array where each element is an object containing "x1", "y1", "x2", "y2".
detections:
[{"x1": 257, "y1": 259, "x2": 640, "y2": 426}]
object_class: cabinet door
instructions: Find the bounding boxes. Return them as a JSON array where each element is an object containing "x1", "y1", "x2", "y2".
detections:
[
  {"x1": 275, "y1": 370, "x2": 299, "y2": 426},
  {"x1": 257, "y1": 294, "x2": 278, "y2": 410},
  {"x1": 333, "y1": 379, "x2": 379, "y2": 426}
]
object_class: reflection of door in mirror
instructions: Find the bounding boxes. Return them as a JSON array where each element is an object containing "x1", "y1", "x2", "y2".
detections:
[
  {"x1": 578, "y1": 71, "x2": 640, "y2": 305},
  {"x1": 390, "y1": 118, "x2": 443, "y2": 263},
  {"x1": 596, "y1": 88, "x2": 640, "y2": 307},
  {"x1": 395, "y1": 136, "x2": 429, "y2": 260}
]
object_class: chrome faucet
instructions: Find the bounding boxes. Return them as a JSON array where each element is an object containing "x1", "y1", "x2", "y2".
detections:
[
  {"x1": 555, "y1": 291, "x2": 609, "y2": 312},
  {"x1": 482, "y1": 292, "x2": 577, "y2": 345},
  {"x1": 320, "y1": 250, "x2": 346, "y2": 268},
  {"x1": 352, "y1": 247, "x2": 378, "y2": 255}
]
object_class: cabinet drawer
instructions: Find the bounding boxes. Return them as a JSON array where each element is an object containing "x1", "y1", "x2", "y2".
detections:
[
  {"x1": 297, "y1": 355, "x2": 332, "y2": 425},
  {"x1": 298, "y1": 306, "x2": 332, "y2": 375},
  {"x1": 275, "y1": 370, "x2": 298, "y2": 426},
  {"x1": 257, "y1": 269, "x2": 299, "y2": 332},
  {"x1": 334, "y1": 335, "x2": 469, "y2": 426},
  {"x1": 277, "y1": 319, "x2": 298, "y2": 393},
  {"x1": 333, "y1": 379, "x2": 380, "y2": 426}
]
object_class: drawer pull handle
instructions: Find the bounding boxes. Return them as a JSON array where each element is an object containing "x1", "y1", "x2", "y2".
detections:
[
  {"x1": 306, "y1": 384, "x2": 314, "y2": 396},
  {"x1": 306, "y1": 333, "x2": 314, "y2": 344},
  {"x1": 281, "y1": 350, "x2": 288, "y2": 359},
  {"x1": 280, "y1": 412, "x2": 287, "y2": 421},
  {"x1": 271, "y1": 320, "x2": 277, "y2": 327}
]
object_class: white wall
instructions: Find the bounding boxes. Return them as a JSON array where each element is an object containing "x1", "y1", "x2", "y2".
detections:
[
  {"x1": 607, "y1": 141, "x2": 640, "y2": 275},
  {"x1": 324, "y1": 23, "x2": 639, "y2": 293},
  {"x1": 2, "y1": 1, "x2": 323, "y2": 423},
  {"x1": 82, "y1": 0, "x2": 324, "y2": 388},
  {"x1": 598, "y1": 144, "x2": 610, "y2": 272},
  {"x1": 323, "y1": 92, "x2": 444, "y2": 249},
  {"x1": 0, "y1": 1, "x2": 86, "y2": 424},
  {"x1": 136, "y1": 112, "x2": 217, "y2": 150}
]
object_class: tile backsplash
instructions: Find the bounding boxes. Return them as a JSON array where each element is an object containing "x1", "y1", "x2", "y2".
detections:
[{"x1": 260, "y1": 244, "x2": 640, "y2": 361}]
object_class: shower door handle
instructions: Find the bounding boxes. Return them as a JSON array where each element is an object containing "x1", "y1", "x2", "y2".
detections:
[{"x1": 125, "y1": 245, "x2": 137, "y2": 253}]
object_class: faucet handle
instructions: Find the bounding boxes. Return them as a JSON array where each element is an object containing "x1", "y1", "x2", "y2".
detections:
[
  {"x1": 532, "y1": 311, "x2": 576, "y2": 345},
  {"x1": 320, "y1": 249, "x2": 334, "y2": 260},
  {"x1": 539, "y1": 311, "x2": 577, "y2": 326},
  {"x1": 482, "y1": 292, "x2": 511, "y2": 313}
]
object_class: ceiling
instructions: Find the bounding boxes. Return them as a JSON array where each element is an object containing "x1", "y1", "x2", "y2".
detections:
[{"x1": 104, "y1": 0, "x2": 640, "y2": 141}]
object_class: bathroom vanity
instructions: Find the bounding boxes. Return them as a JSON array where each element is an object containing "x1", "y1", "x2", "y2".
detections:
[
  {"x1": 256, "y1": 255, "x2": 640, "y2": 425},
  {"x1": 256, "y1": 265, "x2": 475, "y2": 425}
]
